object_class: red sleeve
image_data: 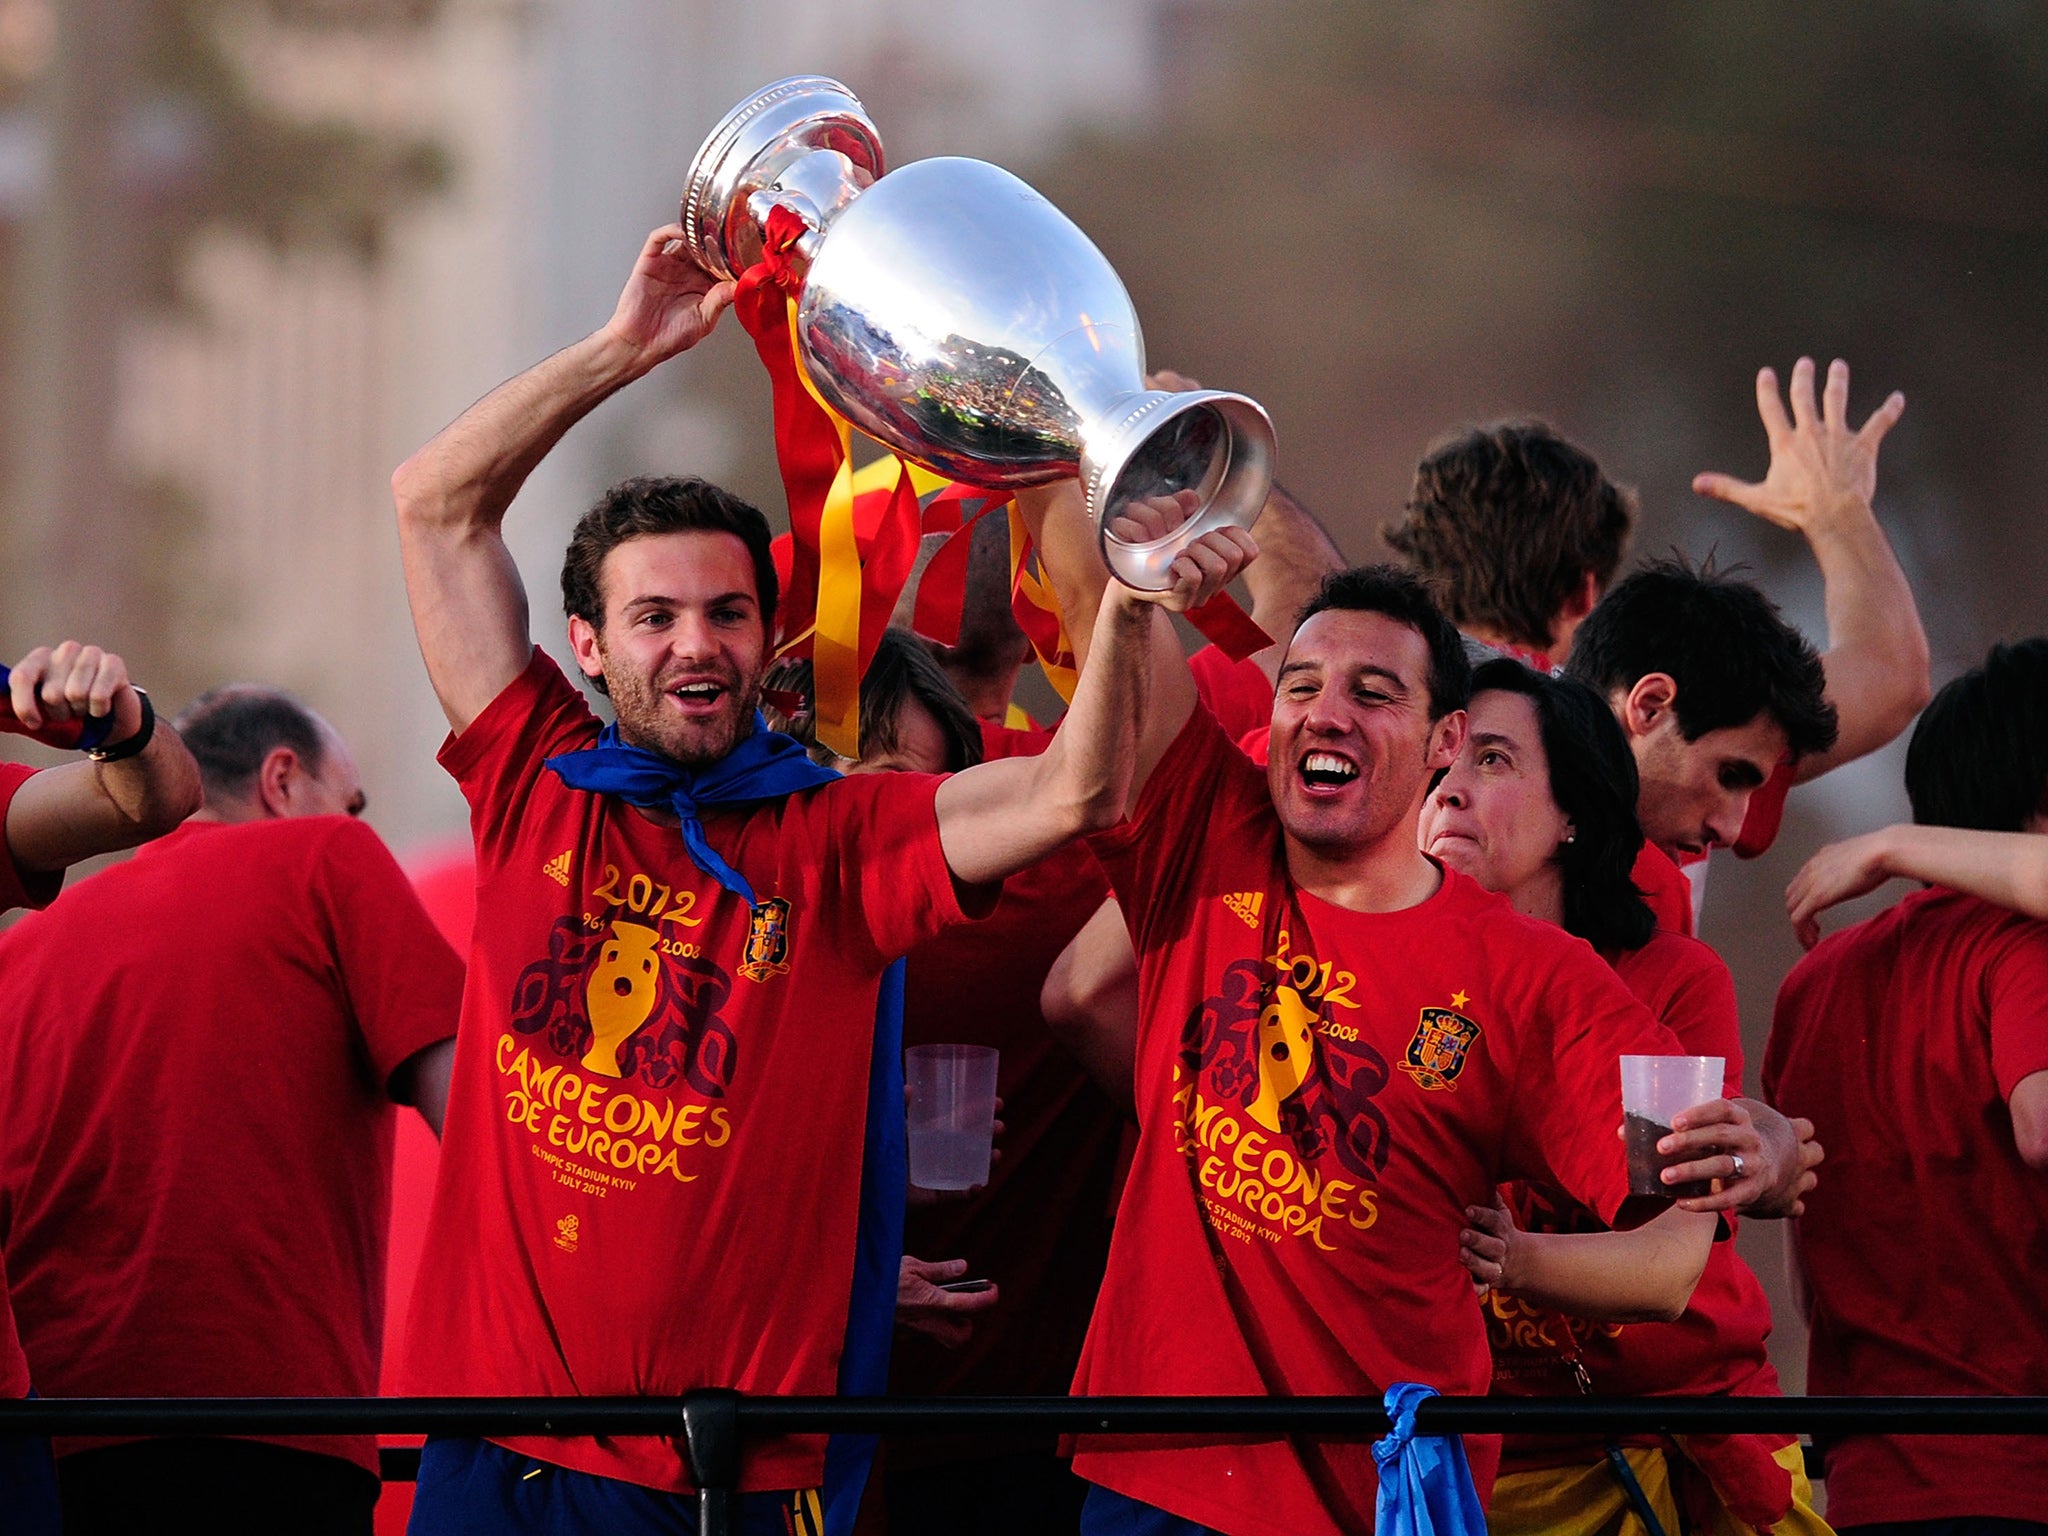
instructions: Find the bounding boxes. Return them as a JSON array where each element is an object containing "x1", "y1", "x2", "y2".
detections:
[
  {"x1": 436, "y1": 649, "x2": 600, "y2": 870},
  {"x1": 1501, "y1": 937, "x2": 1688, "y2": 1226},
  {"x1": 1732, "y1": 758, "x2": 1794, "y2": 859},
  {"x1": 1613, "y1": 932, "x2": 1744, "y2": 1094},
  {"x1": 1187, "y1": 645, "x2": 1273, "y2": 742},
  {"x1": 0, "y1": 762, "x2": 61, "y2": 914},
  {"x1": 821, "y1": 772, "x2": 996, "y2": 966},
  {"x1": 1984, "y1": 919, "x2": 2048, "y2": 1100},
  {"x1": 312, "y1": 818, "x2": 466, "y2": 1088},
  {"x1": 1088, "y1": 705, "x2": 1271, "y2": 953}
]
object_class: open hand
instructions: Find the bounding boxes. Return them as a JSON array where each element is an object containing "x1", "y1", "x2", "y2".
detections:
[
  {"x1": 896, "y1": 1256, "x2": 999, "y2": 1348},
  {"x1": 1108, "y1": 490, "x2": 1260, "y2": 612},
  {"x1": 7, "y1": 642, "x2": 144, "y2": 740},
  {"x1": 1786, "y1": 830, "x2": 1897, "y2": 949},
  {"x1": 601, "y1": 223, "x2": 738, "y2": 368},
  {"x1": 1693, "y1": 357, "x2": 1903, "y2": 534}
]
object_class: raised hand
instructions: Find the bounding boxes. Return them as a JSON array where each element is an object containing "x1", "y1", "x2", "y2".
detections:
[
  {"x1": 1693, "y1": 356, "x2": 1904, "y2": 533},
  {"x1": 7, "y1": 641, "x2": 145, "y2": 741},
  {"x1": 600, "y1": 223, "x2": 739, "y2": 370},
  {"x1": 1108, "y1": 490, "x2": 1260, "y2": 612}
]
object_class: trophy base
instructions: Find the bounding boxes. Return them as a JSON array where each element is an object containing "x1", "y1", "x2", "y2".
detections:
[
  {"x1": 1086, "y1": 391, "x2": 1277, "y2": 592},
  {"x1": 680, "y1": 76, "x2": 885, "y2": 281}
]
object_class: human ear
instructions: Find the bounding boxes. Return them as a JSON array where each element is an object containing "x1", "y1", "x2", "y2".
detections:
[
  {"x1": 566, "y1": 614, "x2": 607, "y2": 683},
  {"x1": 1620, "y1": 674, "x2": 1679, "y2": 739},
  {"x1": 255, "y1": 747, "x2": 300, "y2": 819},
  {"x1": 1428, "y1": 709, "x2": 1467, "y2": 768}
]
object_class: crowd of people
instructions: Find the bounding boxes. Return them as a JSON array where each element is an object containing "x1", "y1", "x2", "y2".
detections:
[{"x1": 0, "y1": 216, "x2": 2041, "y2": 1536}]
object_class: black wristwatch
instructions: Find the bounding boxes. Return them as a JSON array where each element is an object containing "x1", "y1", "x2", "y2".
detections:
[{"x1": 88, "y1": 688, "x2": 155, "y2": 762}]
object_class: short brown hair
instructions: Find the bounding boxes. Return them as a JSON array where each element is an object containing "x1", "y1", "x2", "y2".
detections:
[
  {"x1": 1382, "y1": 421, "x2": 1635, "y2": 651},
  {"x1": 561, "y1": 476, "x2": 778, "y2": 634}
]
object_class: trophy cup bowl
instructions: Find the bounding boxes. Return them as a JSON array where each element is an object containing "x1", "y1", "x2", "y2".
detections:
[{"x1": 681, "y1": 76, "x2": 1276, "y2": 591}]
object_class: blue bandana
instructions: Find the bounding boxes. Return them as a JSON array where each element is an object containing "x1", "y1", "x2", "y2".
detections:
[
  {"x1": 544, "y1": 713, "x2": 839, "y2": 908},
  {"x1": 1374, "y1": 1383, "x2": 1486, "y2": 1536}
]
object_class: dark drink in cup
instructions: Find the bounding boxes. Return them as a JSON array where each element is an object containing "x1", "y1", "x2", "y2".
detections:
[
  {"x1": 1619, "y1": 1054, "x2": 1725, "y2": 1202},
  {"x1": 1625, "y1": 1111, "x2": 1712, "y2": 1199}
]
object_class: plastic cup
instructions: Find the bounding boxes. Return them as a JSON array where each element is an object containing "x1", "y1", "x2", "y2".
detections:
[
  {"x1": 906, "y1": 1044, "x2": 999, "y2": 1192},
  {"x1": 1620, "y1": 1054, "x2": 1725, "y2": 1198}
]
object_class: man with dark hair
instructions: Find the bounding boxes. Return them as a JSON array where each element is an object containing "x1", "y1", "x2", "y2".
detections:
[
  {"x1": 1384, "y1": 420, "x2": 1635, "y2": 663},
  {"x1": 1765, "y1": 639, "x2": 2048, "y2": 1534},
  {"x1": 1566, "y1": 557, "x2": 1837, "y2": 882},
  {"x1": 0, "y1": 639, "x2": 201, "y2": 1536},
  {"x1": 388, "y1": 222, "x2": 1252, "y2": 1533},
  {"x1": 1008, "y1": 525, "x2": 1795, "y2": 1535},
  {"x1": 0, "y1": 685, "x2": 461, "y2": 1536}
]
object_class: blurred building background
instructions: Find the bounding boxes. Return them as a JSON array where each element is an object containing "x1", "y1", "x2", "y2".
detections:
[{"x1": 4, "y1": 0, "x2": 2046, "y2": 1398}]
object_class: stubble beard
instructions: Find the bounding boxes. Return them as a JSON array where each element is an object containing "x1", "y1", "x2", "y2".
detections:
[{"x1": 604, "y1": 659, "x2": 761, "y2": 769}]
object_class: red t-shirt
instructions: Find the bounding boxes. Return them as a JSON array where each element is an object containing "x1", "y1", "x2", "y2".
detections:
[
  {"x1": 1068, "y1": 707, "x2": 1684, "y2": 1536},
  {"x1": 892, "y1": 721, "x2": 1121, "y2": 1440},
  {"x1": 402, "y1": 650, "x2": 983, "y2": 1495},
  {"x1": 1630, "y1": 841, "x2": 1695, "y2": 937},
  {"x1": 1489, "y1": 931, "x2": 1791, "y2": 1524},
  {"x1": 0, "y1": 816, "x2": 461, "y2": 1473},
  {"x1": 1188, "y1": 646, "x2": 1272, "y2": 744},
  {"x1": 0, "y1": 761, "x2": 57, "y2": 1403},
  {"x1": 1764, "y1": 886, "x2": 2048, "y2": 1526}
]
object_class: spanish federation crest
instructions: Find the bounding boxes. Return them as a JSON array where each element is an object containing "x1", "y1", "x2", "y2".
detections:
[
  {"x1": 1400, "y1": 1005, "x2": 1481, "y2": 1092},
  {"x1": 739, "y1": 897, "x2": 792, "y2": 983}
]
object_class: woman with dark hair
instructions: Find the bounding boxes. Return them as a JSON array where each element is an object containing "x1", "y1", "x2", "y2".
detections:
[{"x1": 1418, "y1": 657, "x2": 1829, "y2": 1536}]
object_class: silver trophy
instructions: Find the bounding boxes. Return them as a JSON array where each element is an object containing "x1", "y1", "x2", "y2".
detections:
[{"x1": 681, "y1": 76, "x2": 1276, "y2": 591}]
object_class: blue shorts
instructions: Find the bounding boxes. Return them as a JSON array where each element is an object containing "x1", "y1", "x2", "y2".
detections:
[
  {"x1": 1080, "y1": 1482, "x2": 1223, "y2": 1536},
  {"x1": 408, "y1": 1438, "x2": 821, "y2": 1536}
]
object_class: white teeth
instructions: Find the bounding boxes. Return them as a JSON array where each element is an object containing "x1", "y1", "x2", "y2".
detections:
[
  {"x1": 1302, "y1": 752, "x2": 1357, "y2": 780},
  {"x1": 673, "y1": 683, "x2": 720, "y2": 697}
]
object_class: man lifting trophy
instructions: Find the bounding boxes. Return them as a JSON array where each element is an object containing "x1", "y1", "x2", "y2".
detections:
[{"x1": 388, "y1": 70, "x2": 1269, "y2": 1536}]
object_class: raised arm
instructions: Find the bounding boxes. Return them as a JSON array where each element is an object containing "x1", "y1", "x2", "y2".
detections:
[
  {"x1": 935, "y1": 504, "x2": 1257, "y2": 887},
  {"x1": 1788, "y1": 824, "x2": 2048, "y2": 948},
  {"x1": 1693, "y1": 357, "x2": 1930, "y2": 781},
  {"x1": 1462, "y1": 1196, "x2": 1714, "y2": 1323},
  {"x1": 392, "y1": 224, "x2": 736, "y2": 731},
  {"x1": 5, "y1": 642, "x2": 202, "y2": 871}
]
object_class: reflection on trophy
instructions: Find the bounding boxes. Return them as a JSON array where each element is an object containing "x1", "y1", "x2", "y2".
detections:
[{"x1": 680, "y1": 76, "x2": 1277, "y2": 591}]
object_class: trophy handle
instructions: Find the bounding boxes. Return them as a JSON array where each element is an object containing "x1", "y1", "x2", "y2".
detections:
[
  {"x1": 1085, "y1": 391, "x2": 1277, "y2": 592},
  {"x1": 681, "y1": 77, "x2": 884, "y2": 281}
]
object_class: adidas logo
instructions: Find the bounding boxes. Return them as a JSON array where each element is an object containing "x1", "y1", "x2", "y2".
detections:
[
  {"x1": 542, "y1": 850, "x2": 574, "y2": 887},
  {"x1": 1222, "y1": 890, "x2": 1264, "y2": 929}
]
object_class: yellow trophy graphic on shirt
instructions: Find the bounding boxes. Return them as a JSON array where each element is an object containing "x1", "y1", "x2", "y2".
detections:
[
  {"x1": 582, "y1": 921, "x2": 662, "y2": 1077},
  {"x1": 1248, "y1": 972, "x2": 1318, "y2": 1132}
]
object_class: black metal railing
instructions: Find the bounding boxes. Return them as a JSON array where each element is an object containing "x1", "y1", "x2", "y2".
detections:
[{"x1": 7, "y1": 1394, "x2": 2045, "y2": 1536}]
